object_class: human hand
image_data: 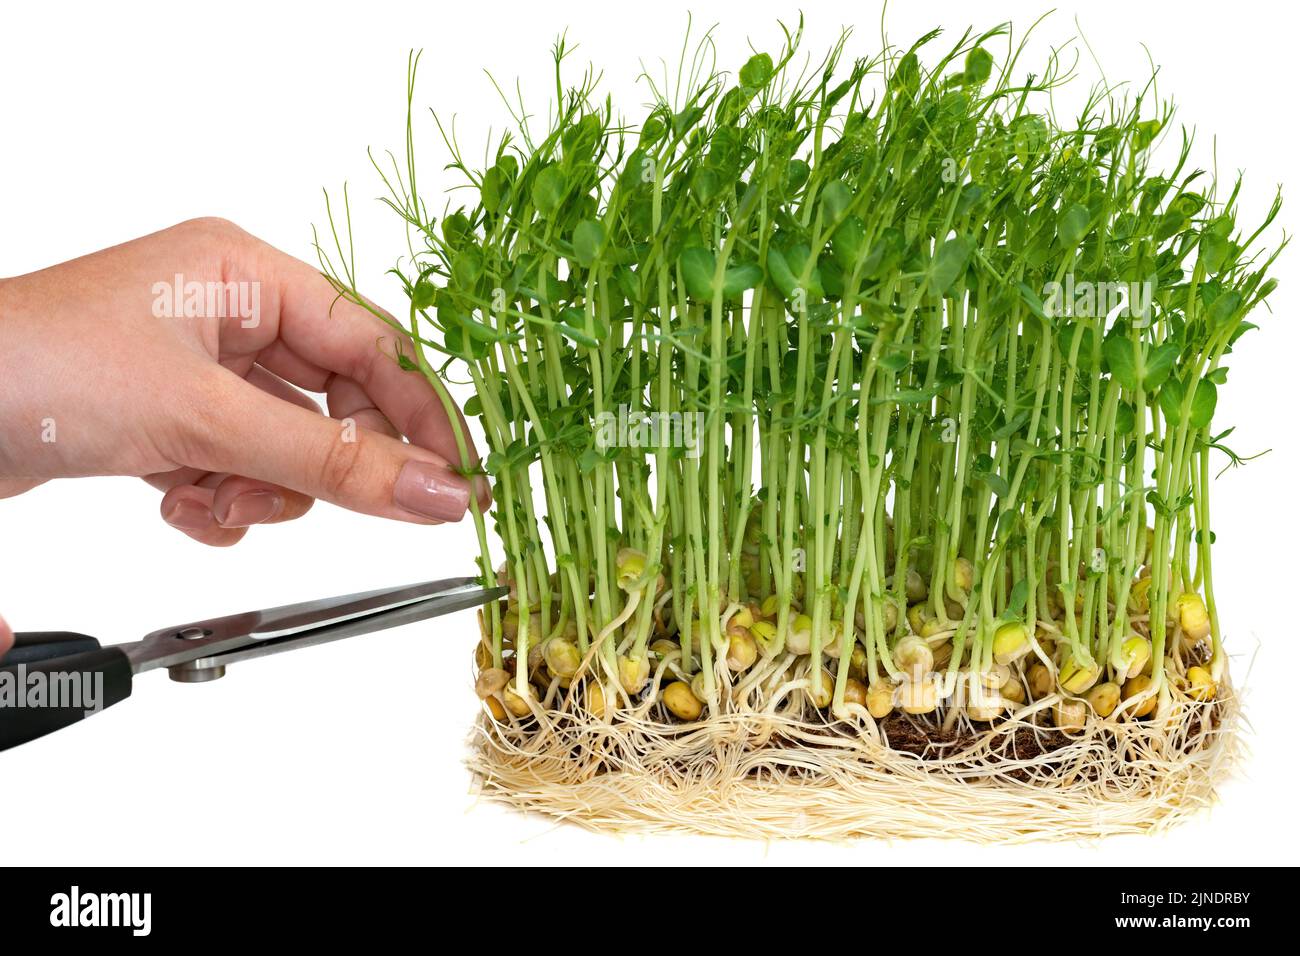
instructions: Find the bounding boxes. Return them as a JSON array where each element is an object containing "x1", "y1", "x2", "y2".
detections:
[{"x1": 0, "y1": 217, "x2": 487, "y2": 546}]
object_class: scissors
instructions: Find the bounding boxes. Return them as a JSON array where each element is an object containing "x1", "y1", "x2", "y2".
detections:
[{"x1": 0, "y1": 576, "x2": 506, "y2": 752}]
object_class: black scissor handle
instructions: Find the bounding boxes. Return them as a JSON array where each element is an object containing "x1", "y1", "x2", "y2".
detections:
[
  {"x1": 0, "y1": 632, "x2": 134, "y2": 752},
  {"x1": 2, "y1": 631, "x2": 103, "y2": 664}
]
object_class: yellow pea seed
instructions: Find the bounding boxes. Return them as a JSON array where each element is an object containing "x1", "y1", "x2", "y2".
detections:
[
  {"x1": 1114, "y1": 635, "x2": 1152, "y2": 681},
  {"x1": 920, "y1": 616, "x2": 947, "y2": 639},
  {"x1": 1186, "y1": 666, "x2": 1217, "y2": 701},
  {"x1": 1128, "y1": 575, "x2": 1152, "y2": 614},
  {"x1": 905, "y1": 569, "x2": 928, "y2": 603},
  {"x1": 1123, "y1": 675, "x2": 1158, "y2": 717},
  {"x1": 967, "y1": 696, "x2": 1004, "y2": 721},
  {"x1": 543, "y1": 638, "x2": 582, "y2": 680},
  {"x1": 848, "y1": 644, "x2": 869, "y2": 681},
  {"x1": 750, "y1": 619, "x2": 777, "y2": 649},
  {"x1": 1058, "y1": 655, "x2": 1101, "y2": 694},
  {"x1": 894, "y1": 635, "x2": 933, "y2": 677},
  {"x1": 649, "y1": 638, "x2": 679, "y2": 659},
  {"x1": 844, "y1": 677, "x2": 869, "y2": 707},
  {"x1": 501, "y1": 683, "x2": 532, "y2": 717},
  {"x1": 1053, "y1": 698, "x2": 1087, "y2": 731},
  {"x1": 992, "y1": 621, "x2": 1030, "y2": 665},
  {"x1": 1176, "y1": 593, "x2": 1211, "y2": 641},
  {"x1": 585, "y1": 681, "x2": 610, "y2": 720},
  {"x1": 1001, "y1": 679, "x2": 1026, "y2": 704},
  {"x1": 663, "y1": 681, "x2": 703, "y2": 720},
  {"x1": 484, "y1": 696, "x2": 507, "y2": 721},
  {"x1": 954, "y1": 557, "x2": 974, "y2": 592},
  {"x1": 900, "y1": 677, "x2": 938, "y2": 715},
  {"x1": 787, "y1": 614, "x2": 814, "y2": 655},
  {"x1": 475, "y1": 667, "x2": 510, "y2": 699},
  {"x1": 866, "y1": 681, "x2": 895, "y2": 718},
  {"x1": 618, "y1": 654, "x2": 651, "y2": 694},
  {"x1": 726, "y1": 628, "x2": 758, "y2": 671},
  {"x1": 760, "y1": 594, "x2": 780, "y2": 618},
  {"x1": 820, "y1": 621, "x2": 845, "y2": 659},
  {"x1": 882, "y1": 598, "x2": 899, "y2": 633},
  {"x1": 1027, "y1": 663, "x2": 1053, "y2": 698},
  {"x1": 616, "y1": 548, "x2": 647, "y2": 591},
  {"x1": 1087, "y1": 681, "x2": 1121, "y2": 717},
  {"x1": 807, "y1": 668, "x2": 834, "y2": 708}
]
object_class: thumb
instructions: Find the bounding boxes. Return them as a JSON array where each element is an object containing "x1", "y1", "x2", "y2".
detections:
[
  {"x1": 179, "y1": 371, "x2": 473, "y2": 523},
  {"x1": 0, "y1": 614, "x2": 13, "y2": 657}
]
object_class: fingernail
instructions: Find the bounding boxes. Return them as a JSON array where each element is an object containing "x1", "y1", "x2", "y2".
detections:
[
  {"x1": 471, "y1": 475, "x2": 493, "y2": 510},
  {"x1": 164, "y1": 499, "x2": 214, "y2": 531},
  {"x1": 217, "y1": 491, "x2": 283, "y2": 528},
  {"x1": 394, "y1": 460, "x2": 470, "y2": 522}
]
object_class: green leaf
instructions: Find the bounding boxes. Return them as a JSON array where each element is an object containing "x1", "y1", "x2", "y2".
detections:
[
  {"x1": 980, "y1": 472, "x2": 1011, "y2": 498},
  {"x1": 451, "y1": 246, "x2": 483, "y2": 288},
  {"x1": 1005, "y1": 579, "x2": 1029, "y2": 618},
  {"x1": 691, "y1": 167, "x2": 721, "y2": 204},
  {"x1": 1208, "y1": 290, "x2": 1242, "y2": 327},
  {"x1": 1114, "y1": 402, "x2": 1135, "y2": 435},
  {"x1": 872, "y1": 371, "x2": 963, "y2": 405},
  {"x1": 411, "y1": 279, "x2": 436, "y2": 311},
  {"x1": 861, "y1": 227, "x2": 904, "y2": 279},
  {"x1": 1016, "y1": 282, "x2": 1051, "y2": 323},
  {"x1": 739, "y1": 52, "x2": 774, "y2": 89},
  {"x1": 1143, "y1": 342, "x2": 1179, "y2": 391},
  {"x1": 1058, "y1": 203, "x2": 1090, "y2": 248},
  {"x1": 480, "y1": 165, "x2": 512, "y2": 214},
  {"x1": 963, "y1": 47, "x2": 994, "y2": 86},
  {"x1": 928, "y1": 235, "x2": 973, "y2": 295},
  {"x1": 1158, "y1": 377, "x2": 1185, "y2": 425},
  {"x1": 1198, "y1": 230, "x2": 1230, "y2": 273},
  {"x1": 1189, "y1": 378, "x2": 1218, "y2": 428},
  {"x1": 557, "y1": 322, "x2": 601, "y2": 348},
  {"x1": 464, "y1": 395, "x2": 482, "y2": 417},
  {"x1": 832, "y1": 215, "x2": 866, "y2": 270},
  {"x1": 531, "y1": 164, "x2": 567, "y2": 217},
  {"x1": 765, "y1": 245, "x2": 799, "y2": 298},
  {"x1": 442, "y1": 212, "x2": 472, "y2": 248},
  {"x1": 784, "y1": 159, "x2": 810, "y2": 192},
  {"x1": 722, "y1": 263, "x2": 763, "y2": 298},
  {"x1": 679, "y1": 247, "x2": 716, "y2": 300},
  {"x1": 820, "y1": 180, "x2": 852, "y2": 220},
  {"x1": 460, "y1": 312, "x2": 502, "y2": 344},
  {"x1": 572, "y1": 219, "x2": 605, "y2": 268},
  {"x1": 1104, "y1": 336, "x2": 1138, "y2": 391}
]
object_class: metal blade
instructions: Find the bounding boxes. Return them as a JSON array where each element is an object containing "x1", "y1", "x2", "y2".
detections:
[
  {"x1": 171, "y1": 584, "x2": 507, "y2": 678},
  {"x1": 122, "y1": 578, "x2": 502, "y2": 676}
]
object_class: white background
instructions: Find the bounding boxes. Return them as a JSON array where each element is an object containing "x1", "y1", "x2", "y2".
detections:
[{"x1": 1, "y1": 0, "x2": 1296, "y2": 865}]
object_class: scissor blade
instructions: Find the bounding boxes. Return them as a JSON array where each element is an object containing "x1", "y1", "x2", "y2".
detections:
[
  {"x1": 244, "y1": 577, "x2": 484, "y2": 640},
  {"x1": 126, "y1": 578, "x2": 502, "y2": 675},
  {"x1": 181, "y1": 584, "x2": 508, "y2": 671}
]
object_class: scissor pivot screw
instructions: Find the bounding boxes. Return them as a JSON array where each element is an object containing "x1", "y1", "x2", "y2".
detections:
[
  {"x1": 176, "y1": 627, "x2": 211, "y2": 641},
  {"x1": 168, "y1": 663, "x2": 227, "y2": 683}
]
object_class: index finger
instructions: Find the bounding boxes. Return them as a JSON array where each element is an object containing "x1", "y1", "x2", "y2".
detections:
[{"x1": 236, "y1": 235, "x2": 480, "y2": 472}]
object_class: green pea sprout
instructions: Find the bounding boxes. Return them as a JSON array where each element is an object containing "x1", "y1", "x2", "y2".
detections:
[{"x1": 318, "y1": 16, "x2": 1283, "y2": 841}]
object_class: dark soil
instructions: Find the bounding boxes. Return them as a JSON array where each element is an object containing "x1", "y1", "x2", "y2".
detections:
[{"x1": 878, "y1": 713, "x2": 1070, "y2": 768}]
